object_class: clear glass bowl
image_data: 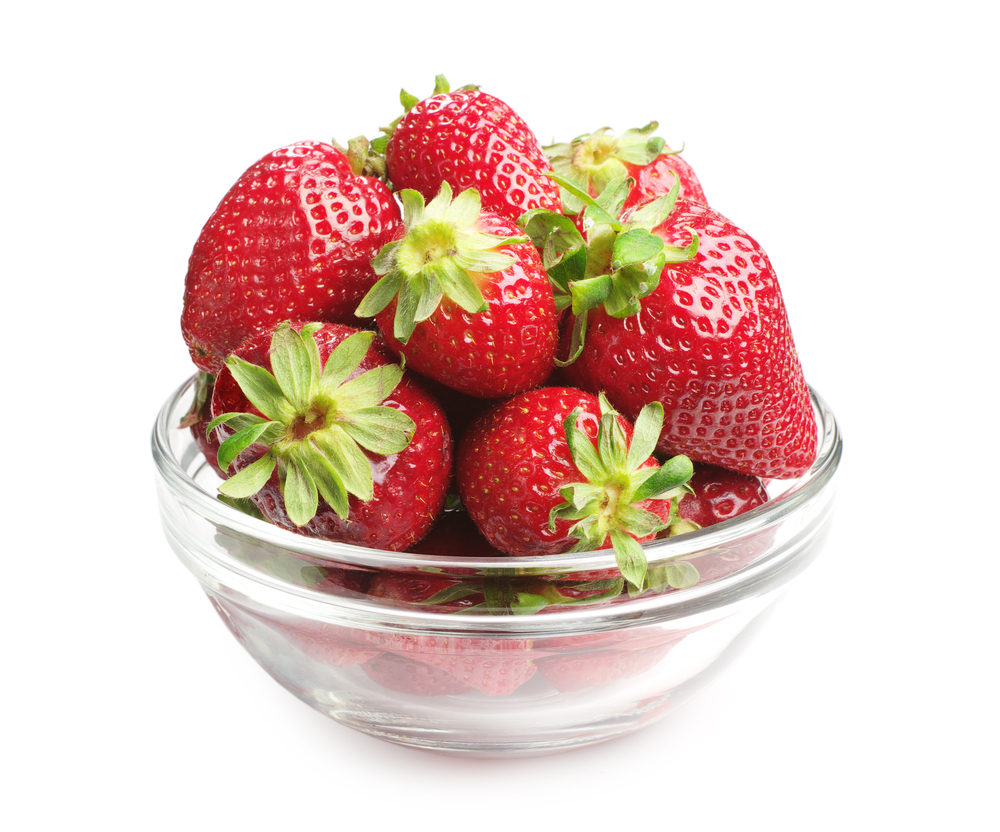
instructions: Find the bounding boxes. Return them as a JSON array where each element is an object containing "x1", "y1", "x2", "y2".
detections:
[{"x1": 152, "y1": 376, "x2": 841, "y2": 757}]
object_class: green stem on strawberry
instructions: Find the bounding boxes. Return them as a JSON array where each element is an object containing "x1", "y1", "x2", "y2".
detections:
[
  {"x1": 545, "y1": 122, "x2": 685, "y2": 214},
  {"x1": 549, "y1": 394, "x2": 693, "y2": 590},
  {"x1": 207, "y1": 322, "x2": 415, "y2": 527},
  {"x1": 520, "y1": 172, "x2": 698, "y2": 364},
  {"x1": 356, "y1": 183, "x2": 528, "y2": 343}
]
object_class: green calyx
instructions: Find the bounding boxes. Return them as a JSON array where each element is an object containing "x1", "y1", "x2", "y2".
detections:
[
  {"x1": 207, "y1": 322, "x2": 415, "y2": 527},
  {"x1": 520, "y1": 170, "x2": 699, "y2": 365},
  {"x1": 549, "y1": 394, "x2": 694, "y2": 591},
  {"x1": 545, "y1": 123, "x2": 682, "y2": 214},
  {"x1": 357, "y1": 182, "x2": 528, "y2": 343}
]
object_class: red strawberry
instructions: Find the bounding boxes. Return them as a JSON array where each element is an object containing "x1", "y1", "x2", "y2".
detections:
[
  {"x1": 546, "y1": 122, "x2": 707, "y2": 216},
  {"x1": 209, "y1": 321, "x2": 452, "y2": 551},
  {"x1": 271, "y1": 619, "x2": 381, "y2": 667},
  {"x1": 385, "y1": 77, "x2": 561, "y2": 222},
  {"x1": 676, "y1": 463, "x2": 769, "y2": 530},
  {"x1": 457, "y1": 387, "x2": 693, "y2": 589},
  {"x1": 561, "y1": 197, "x2": 817, "y2": 480},
  {"x1": 367, "y1": 569, "x2": 486, "y2": 613},
  {"x1": 363, "y1": 653, "x2": 472, "y2": 696},
  {"x1": 362, "y1": 632, "x2": 536, "y2": 696},
  {"x1": 181, "y1": 141, "x2": 401, "y2": 374},
  {"x1": 356, "y1": 184, "x2": 558, "y2": 398}
]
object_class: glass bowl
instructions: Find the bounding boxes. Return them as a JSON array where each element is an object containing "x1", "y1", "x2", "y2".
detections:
[{"x1": 152, "y1": 376, "x2": 841, "y2": 757}]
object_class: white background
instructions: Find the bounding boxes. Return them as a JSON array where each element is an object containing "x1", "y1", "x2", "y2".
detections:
[{"x1": 5, "y1": 1, "x2": 997, "y2": 829}]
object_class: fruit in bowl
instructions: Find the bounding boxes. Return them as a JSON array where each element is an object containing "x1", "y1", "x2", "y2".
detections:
[{"x1": 155, "y1": 76, "x2": 840, "y2": 756}]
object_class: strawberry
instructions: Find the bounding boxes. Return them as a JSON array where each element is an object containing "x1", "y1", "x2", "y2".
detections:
[
  {"x1": 208, "y1": 321, "x2": 452, "y2": 551},
  {"x1": 363, "y1": 653, "x2": 472, "y2": 697},
  {"x1": 356, "y1": 183, "x2": 558, "y2": 398},
  {"x1": 361, "y1": 632, "x2": 537, "y2": 696},
  {"x1": 675, "y1": 463, "x2": 769, "y2": 530},
  {"x1": 385, "y1": 76, "x2": 561, "y2": 223},
  {"x1": 546, "y1": 122, "x2": 707, "y2": 216},
  {"x1": 558, "y1": 193, "x2": 817, "y2": 480},
  {"x1": 181, "y1": 141, "x2": 401, "y2": 374},
  {"x1": 457, "y1": 387, "x2": 693, "y2": 589}
]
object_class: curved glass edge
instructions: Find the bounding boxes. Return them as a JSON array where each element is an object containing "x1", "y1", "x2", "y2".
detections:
[{"x1": 153, "y1": 375, "x2": 842, "y2": 634}]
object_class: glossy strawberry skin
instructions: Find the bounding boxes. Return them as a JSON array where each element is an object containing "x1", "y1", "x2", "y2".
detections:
[
  {"x1": 679, "y1": 463, "x2": 768, "y2": 529},
  {"x1": 211, "y1": 322, "x2": 453, "y2": 551},
  {"x1": 376, "y1": 213, "x2": 559, "y2": 399},
  {"x1": 386, "y1": 90, "x2": 561, "y2": 223},
  {"x1": 457, "y1": 387, "x2": 666, "y2": 557},
  {"x1": 182, "y1": 142, "x2": 401, "y2": 374},
  {"x1": 563, "y1": 199, "x2": 817, "y2": 480}
]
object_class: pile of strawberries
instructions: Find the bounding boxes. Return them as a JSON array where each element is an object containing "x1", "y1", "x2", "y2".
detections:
[{"x1": 180, "y1": 76, "x2": 817, "y2": 617}]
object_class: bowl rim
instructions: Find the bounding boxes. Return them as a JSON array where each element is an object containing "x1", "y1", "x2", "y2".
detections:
[{"x1": 153, "y1": 375, "x2": 841, "y2": 631}]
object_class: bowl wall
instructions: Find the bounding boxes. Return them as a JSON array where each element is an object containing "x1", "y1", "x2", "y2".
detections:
[{"x1": 153, "y1": 377, "x2": 840, "y2": 756}]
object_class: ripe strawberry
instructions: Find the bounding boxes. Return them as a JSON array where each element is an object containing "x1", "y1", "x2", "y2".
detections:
[
  {"x1": 367, "y1": 570, "x2": 487, "y2": 613},
  {"x1": 546, "y1": 122, "x2": 707, "y2": 216},
  {"x1": 561, "y1": 196, "x2": 817, "y2": 480},
  {"x1": 361, "y1": 633, "x2": 537, "y2": 696},
  {"x1": 385, "y1": 76, "x2": 561, "y2": 222},
  {"x1": 676, "y1": 463, "x2": 769, "y2": 530},
  {"x1": 182, "y1": 141, "x2": 401, "y2": 374},
  {"x1": 363, "y1": 653, "x2": 472, "y2": 696},
  {"x1": 208, "y1": 321, "x2": 452, "y2": 551},
  {"x1": 457, "y1": 387, "x2": 693, "y2": 589},
  {"x1": 356, "y1": 183, "x2": 558, "y2": 398}
]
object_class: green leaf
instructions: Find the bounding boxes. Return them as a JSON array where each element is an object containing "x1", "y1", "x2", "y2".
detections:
[
  {"x1": 612, "y1": 228, "x2": 664, "y2": 270},
  {"x1": 217, "y1": 420, "x2": 282, "y2": 470},
  {"x1": 218, "y1": 453, "x2": 276, "y2": 499},
  {"x1": 312, "y1": 426, "x2": 375, "y2": 502},
  {"x1": 357, "y1": 268, "x2": 402, "y2": 320},
  {"x1": 555, "y1": 308, "x2": 589, "y2": 368},
  {"x1": 569, "y1": 273, "x2": 611, "y2": 314},
  {"x1": 300, "y1": 445, "x2": 352, "y2": 517},
  {"x1": 269, "y1": 323, "x2": 317, "y2": 406},
  {"x1": 437, "y1": 257, "x2": 487, "y2": 314},
  {"x1": 281, "y1": 459, "x2": 319, "y2": 527},
  {"x1": 609, "y1": 528, "x2": 648, "y2": 590},
  {"x1": 510, "y1": 593, "x2": 550, "y2": 615},
  {"x1": 225, "y1": 357, "x2": 294, "y2": 423},
  {"x1": 598, "y1": 410, "x2": 627, "y2": 474},
  {"x1": 318, "y1": 330, "x2": 375, "y2": 394},
  {"x1": 563, "y1": 409, "x2": 603, "y2": 480},
  {"x1": 626, "y1": 402, "x2": 664, "y2": 470},
  {"x1": 393, "y1": 272, "x2": 422, "y2": 343},
  {"x1": 333, "y1": 364, "x2": 404, "y2": 412},
  {"x1": 447, "y1": 186, "x2": 482, "y2": 229},
  {"x1": 633, "y1": 454, "x2": 694, "y2": 502},
  {"x1": 339, "y1": 407, "x2": 415, "y2": 455}
]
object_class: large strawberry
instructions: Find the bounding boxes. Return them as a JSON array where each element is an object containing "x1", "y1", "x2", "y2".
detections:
[
  {"x1": 559, "y1": 194, "x2": 817, "y2": 480},
  {"x1": 457, "y1": 387, "x2": 693, "y2": 590},
  {"x1": 356, "y1": 183, "x2": 558, "y2": 398},
  {"x1": 208, "y1": 321, "x2": 452, "y2": 551},
  {"x1": 182, "y1": 141, "x2": 401, "y2": 374},
  {"x1": 384, "y1": 76, "x2": 561, "y2": 223},
  {"x1": 546, "y1": 122, "x2": 707, "y2": 216}
]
